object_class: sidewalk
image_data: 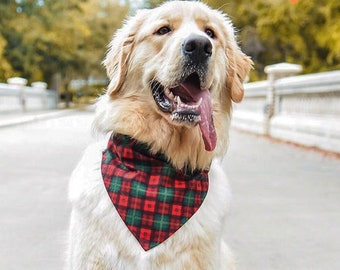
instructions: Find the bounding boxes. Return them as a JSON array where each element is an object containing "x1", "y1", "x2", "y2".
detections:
[{"x1": 0, "y1": 107, "x2": 91, "y2": 128}]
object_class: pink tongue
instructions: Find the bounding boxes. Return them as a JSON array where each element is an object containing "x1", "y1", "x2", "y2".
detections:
[
  {"x1": 197, "y1": 90, "x2": 217, "y2": 151},
  {"x1": 180, "y1": 83, "x2": 217, "y2": 151}
]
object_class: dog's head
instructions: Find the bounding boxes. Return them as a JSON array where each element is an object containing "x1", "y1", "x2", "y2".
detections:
[{"x1": 96, "y1": 1, "x2": 252, "y2": 170}]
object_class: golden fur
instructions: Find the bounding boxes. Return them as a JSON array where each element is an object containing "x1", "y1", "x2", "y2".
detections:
[
  {"x1": 68, "y1": 1, "x2": 252, "y2": 269},
  {"x1": 94, "y1": 1, "x2": 252, "y2": 170}
]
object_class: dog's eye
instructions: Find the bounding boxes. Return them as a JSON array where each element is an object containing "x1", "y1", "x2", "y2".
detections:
[
  {"x1": 205, "y1": 28, "x2": 215, "y2": 39},
  {"x1": 156, "y1": 26, "x2": 172, "y2": 35}
]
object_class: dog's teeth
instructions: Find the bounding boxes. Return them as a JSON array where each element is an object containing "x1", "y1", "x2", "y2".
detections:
[
  {"x1": 176, "y1": 96, "x2": 182, "y2": 106},
  {"x1": 165, "y1": 88, "x2": 174, "y2": 100}
]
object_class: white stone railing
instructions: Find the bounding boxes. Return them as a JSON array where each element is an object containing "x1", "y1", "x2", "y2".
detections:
[
  {"x1": 0, "y1": 77, "x2": 57, "y2": 112},
  {"x1": 232, "y1": 63, "x2": 340, "y2": 153}
]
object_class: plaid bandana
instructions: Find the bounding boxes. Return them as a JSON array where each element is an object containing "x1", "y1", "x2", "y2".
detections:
[{"x1": 101, "y1": 134, "x2": 209, "y2": 251}]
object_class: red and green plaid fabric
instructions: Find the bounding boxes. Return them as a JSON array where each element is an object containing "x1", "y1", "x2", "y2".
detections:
[{"x1": 101, "y1": 133, "x2": 209, "y2": 251}]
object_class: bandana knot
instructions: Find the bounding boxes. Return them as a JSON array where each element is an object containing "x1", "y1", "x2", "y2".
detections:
[{"x1": 101, "y1": 134, "x2": 209, "y2": 251}]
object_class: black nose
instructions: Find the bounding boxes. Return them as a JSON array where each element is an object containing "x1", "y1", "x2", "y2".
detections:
[{"x1": 182, "y1": 34, "x2": 212, "y2": 64}]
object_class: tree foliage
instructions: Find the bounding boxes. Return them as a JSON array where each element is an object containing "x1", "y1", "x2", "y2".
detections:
[
  {"x1": 1, "y1": 0, "x2": 339, "y2": 85},
  {"x1": 0, "y1": 0, "x2": 128, "y2": 86}
]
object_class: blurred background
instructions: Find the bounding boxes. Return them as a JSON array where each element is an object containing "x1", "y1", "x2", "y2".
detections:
[
  {"x1": 0, "y1": 1, "x2": 340, "y2": 270},
  {"x1": 0, "y1": 0, "x2": 339, "y2": 104}
]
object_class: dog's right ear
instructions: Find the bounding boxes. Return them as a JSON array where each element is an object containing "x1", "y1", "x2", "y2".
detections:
[{"x1": 103, "y1": 10, "x2": 149, "y2": 95}]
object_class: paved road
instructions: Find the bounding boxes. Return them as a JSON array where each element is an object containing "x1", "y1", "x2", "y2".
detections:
[
  {"x1": 224, "y1": 131, "x2": 340, "y2": 270},
  {"x1": 1, "y1": 110, "x2": 339, "y2": 270},
  {"x1": 0, "y1": 110, "x2": 94, "y2": 270}
]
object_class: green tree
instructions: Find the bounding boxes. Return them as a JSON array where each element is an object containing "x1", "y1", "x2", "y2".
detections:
[
  {"x1": 0, "y1": 0, "x2": 128, "y2": 88},
  {"x1": 2, "y1": 0, "x2": 338, "y2": 85},
  {"x1": 0, "y1": 34, "x2": 16, "y2": 80}
]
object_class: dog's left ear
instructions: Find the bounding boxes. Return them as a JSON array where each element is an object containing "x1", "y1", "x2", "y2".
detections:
[
  {"x1": 103, "y1": 10, "x2": 149, "y2": 95},
  {"x1": 226, "y1": 42, "x2": 253, "y2": 103}
]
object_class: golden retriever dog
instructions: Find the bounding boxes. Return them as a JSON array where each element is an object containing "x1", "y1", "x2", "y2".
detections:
[{"x1": 67, "y1": 1, "x2": 252, "y2": 269}]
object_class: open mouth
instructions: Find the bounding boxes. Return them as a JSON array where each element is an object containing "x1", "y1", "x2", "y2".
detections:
[{"x1": 151, "y1": 73, "x2": 217, "y2": 151}]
